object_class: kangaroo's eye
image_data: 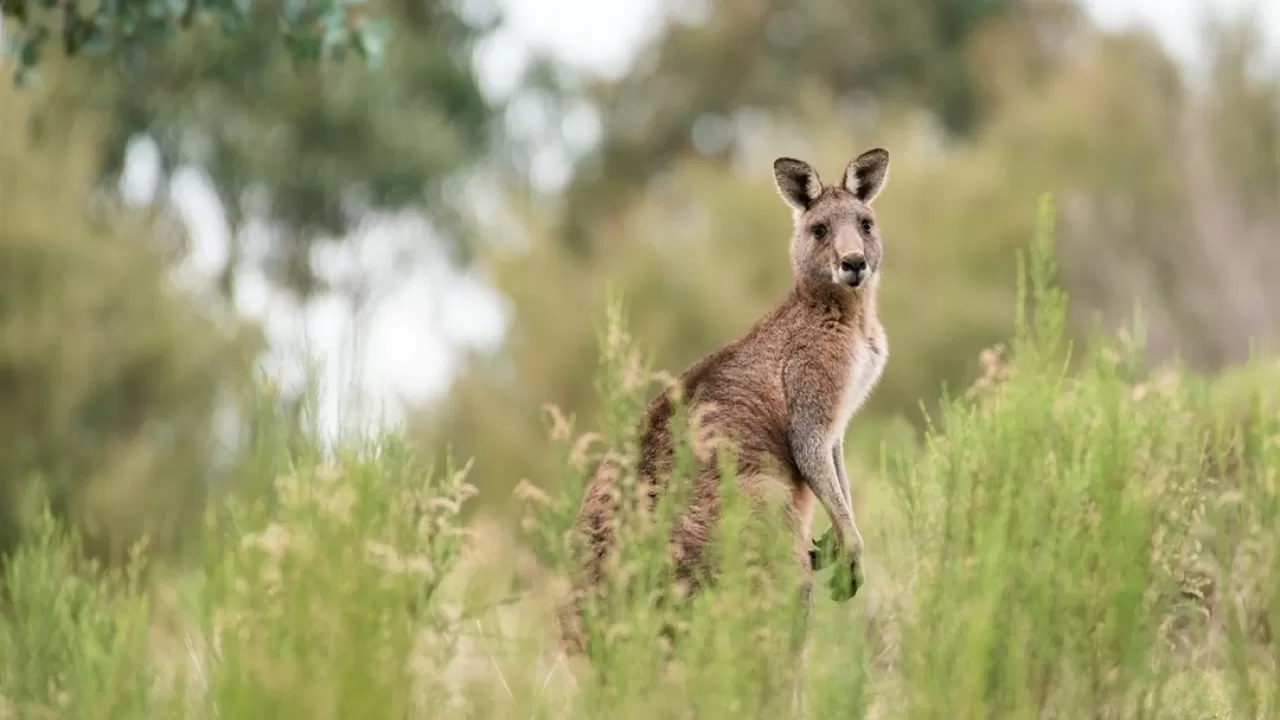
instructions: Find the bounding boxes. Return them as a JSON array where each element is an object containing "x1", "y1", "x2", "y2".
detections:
[
  {"x1": 860, "y1": 218, "x2": 874, "y2": 234},
  {"x1": 811, "y1": 223, "x2": 828, "y2": 240}
]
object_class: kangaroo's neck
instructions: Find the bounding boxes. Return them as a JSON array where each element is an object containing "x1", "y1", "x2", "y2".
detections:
[{"x1": 790, "y1": 277, "x2": 878, "y2": 328}]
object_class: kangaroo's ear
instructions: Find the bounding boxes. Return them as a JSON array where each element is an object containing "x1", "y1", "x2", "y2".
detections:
[
  {"x1": 842, "y1": 148, "x2": 890, "y2": 203},
  {"x1": 773, "y1": 157, "x2": 822, "y2": 212}
]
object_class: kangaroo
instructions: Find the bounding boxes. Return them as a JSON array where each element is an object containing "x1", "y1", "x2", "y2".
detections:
[{"x1": 558, "y1": 148, "x2": 892, "y2": 658}]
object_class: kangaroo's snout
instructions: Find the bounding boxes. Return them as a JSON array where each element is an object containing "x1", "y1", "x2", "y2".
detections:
[{"x1": 838, "y1": 255, "x2": 868, "y2": 287}]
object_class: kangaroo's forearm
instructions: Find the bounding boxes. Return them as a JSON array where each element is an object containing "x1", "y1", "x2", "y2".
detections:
[
  {"x1": 793, "y1": 431, "x2": 856, "y2": 552},
  {"x1": 832, "y1": 440, "x2": 853, "y2": 512}
]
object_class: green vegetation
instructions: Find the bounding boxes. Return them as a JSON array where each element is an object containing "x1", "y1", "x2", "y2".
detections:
[
  {"x1": 2, "y1": 0, "x2": 390, "y2": 87},
  {"x1": 3, "y1": 196, "x2": 1278, "y2": 719}
]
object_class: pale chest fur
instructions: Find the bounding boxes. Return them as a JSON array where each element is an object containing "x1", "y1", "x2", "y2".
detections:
[{"x1": 833, "y1": 319, "x2": 888, "y2": 436}]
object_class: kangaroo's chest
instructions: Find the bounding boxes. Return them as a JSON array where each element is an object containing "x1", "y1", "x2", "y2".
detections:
[{"x1": 835, "y1": 324, "x2": 888, "y2": 431}]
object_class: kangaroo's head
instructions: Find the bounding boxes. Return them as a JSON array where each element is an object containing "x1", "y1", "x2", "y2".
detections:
[{"x1": 772, "y1": 148, "x2": 890, "y2": 293}]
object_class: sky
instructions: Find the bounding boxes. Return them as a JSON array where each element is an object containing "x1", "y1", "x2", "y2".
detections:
[
  {"x1": 126, "y1": 0, "x2": 1280, "y2": 439},
  {"x1": 1086, "y1": 0, "x2": 1280, "y2": 66}
]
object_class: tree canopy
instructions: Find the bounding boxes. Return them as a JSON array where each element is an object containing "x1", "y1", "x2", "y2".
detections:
[
  {"x1": 3, "y1": 0, "x2": 392, "y2": 86},
  {"x1": 7, "y1": 0, "x2": 506, "y2": 303}
]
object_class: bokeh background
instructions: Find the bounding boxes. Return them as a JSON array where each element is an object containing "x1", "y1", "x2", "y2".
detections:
[{"x1": 2, "y1": 0, "x2": 1279, "y2": 558}]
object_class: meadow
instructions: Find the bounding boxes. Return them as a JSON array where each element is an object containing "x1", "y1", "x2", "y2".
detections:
[{"x1": 3, "y1": 196, "x2": 1279, "y2": 720}]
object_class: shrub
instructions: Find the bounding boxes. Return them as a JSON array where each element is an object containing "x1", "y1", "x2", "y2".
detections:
[{"x1": 0, "y1": 496, "x2": 155, "y2": 720}]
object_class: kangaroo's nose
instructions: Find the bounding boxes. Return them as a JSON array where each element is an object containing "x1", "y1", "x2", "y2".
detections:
[
  {"x1": 840, "y1": 256, "x2": 867, "y2": 276},
  {"x1": 839, "y1": 255, "x2": 868, "y2": 287}
]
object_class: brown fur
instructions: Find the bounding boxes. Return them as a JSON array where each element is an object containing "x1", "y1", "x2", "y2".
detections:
[{"x1": 559, "y1": 148, "x2": 893, "y2": 657}]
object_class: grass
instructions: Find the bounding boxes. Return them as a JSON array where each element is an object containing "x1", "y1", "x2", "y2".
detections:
[{"x1": 3, "y1": 195, "x2": 1280, "y2": 719}]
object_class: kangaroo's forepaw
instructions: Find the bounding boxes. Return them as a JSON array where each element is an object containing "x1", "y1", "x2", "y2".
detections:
[
  {"x1": 810, "y1": 529, "x2": 864, "y2": 601},
  {"x1": 827, "y1": 553, "x2": 863, "y2": 602}
]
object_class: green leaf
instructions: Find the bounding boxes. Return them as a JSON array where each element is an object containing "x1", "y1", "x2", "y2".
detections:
[
  {"x1": 12, "y1": 23, "x2": 51, "y2": 85},
  {"x1": 80, "y1": 23, "x2": 112, "y2": 56},
  {"x1": 217, "y1": 7, "x2": 244, "y2": 34},
  {"x1": 353, "y1": 16, "x2": 390, "y2": 70},
  {"x1": 288, "y1": 32, "x2": 322, "y2": 61}
]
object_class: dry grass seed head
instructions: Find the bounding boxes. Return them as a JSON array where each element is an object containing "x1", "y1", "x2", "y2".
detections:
[
  {"x1": 605, "y1": 317, "x2": 629, "y2": 358},
  {"x1": 652, "y1": 370, "x2": 681, "y2": 397},
  {"x1": 513, "y1": 478, "x2": 553, "y2": 508},
  {"x1": 541, "y1": 403, "x2": 573, "y2": 442},
  {"x1": 569, "y1": 432, "x2": 602, "y2": 472},
  {"x1": 965, "y1": 343, "x2": 1012, "y2": 404},
  {"x1": 318, "y1": 484, "x2": 357, "y2": 523},
  {"x1": 273, "y1": 473, "x2": 302, "y2": 507},
  {"x1": 240, "y1": 523, "x2": 300, "y2": 558}
]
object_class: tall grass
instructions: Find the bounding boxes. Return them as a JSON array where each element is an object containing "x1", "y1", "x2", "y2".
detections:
[{"x1": 3, "y1": 195, "x2": 1279, "y2": 718}]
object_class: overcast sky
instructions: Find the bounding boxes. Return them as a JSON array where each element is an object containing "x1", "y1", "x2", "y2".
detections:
[{"x1": 133, "y1": 0, "x2": 1280, "y2": 439}]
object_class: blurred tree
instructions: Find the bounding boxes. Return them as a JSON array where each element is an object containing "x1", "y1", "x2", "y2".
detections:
[
  {"x1": 23, "y1": 0, "x2": 505, "y2": 303},
  {"x1": 1201, "y1": 16, "x2": 1280, "y2": 213},
  {"x1": 1009, "y1": 26, "x2": 1280, "y2": 369},
  {"x1": 0, "y1": 69, "x2": 259, "y2": 568},
  {"x1": 556, "y1": 0, "x2": 1086, "y2": 256}
]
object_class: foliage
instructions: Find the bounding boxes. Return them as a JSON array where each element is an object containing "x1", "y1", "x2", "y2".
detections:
[
  {"x1": 15, "y1": 0, "x2": 502, "y2": 303},
  {"x1": 0, "y1": 500, "x2": 156, "y2": 719},
  {"x1": 2, "y1": 0, "x2": 391, "y2": 87}
]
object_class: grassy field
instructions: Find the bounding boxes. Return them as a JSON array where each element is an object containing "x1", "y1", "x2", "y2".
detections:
[{"x1": 3, "y1": 196, "x2": 1280, "y2": 719}]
